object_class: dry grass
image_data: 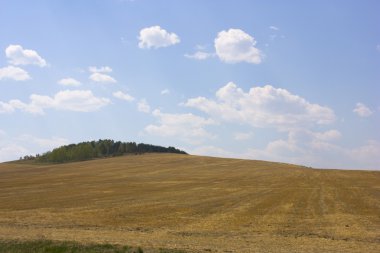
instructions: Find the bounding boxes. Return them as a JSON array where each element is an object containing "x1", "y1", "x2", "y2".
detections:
[{"x1": 0, "y1": 154, "x2": 379, "y2": 252}]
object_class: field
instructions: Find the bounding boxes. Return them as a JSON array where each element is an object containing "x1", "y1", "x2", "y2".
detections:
[{"x1": 0, "y1": 154, "x2": 379, "y2": 252}]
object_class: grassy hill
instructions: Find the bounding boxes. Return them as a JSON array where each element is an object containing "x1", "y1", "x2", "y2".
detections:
[{"x1": 0, "y1": 154, "x2": 379, "y2": 252}]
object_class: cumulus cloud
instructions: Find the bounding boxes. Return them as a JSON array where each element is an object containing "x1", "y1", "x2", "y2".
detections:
[
  {"x1": 353, "y1": 103, "x2": 373, "y2": 117},
  {"x1": 145, "y1": 109, "x2": 216, "y2": 144},
  {"x1": 214, "y1": 29, "x2": 263, "y2": 64},
  {"x1": 33, "y1": 90, "x2": 110, "y2": 113},
  {"x1": 113, "y1": 91, "x2": 135, "y2": 102},
  {"x1": 0, "y1": 90, "x2": 110, "y2": 115},
  {"x1": 138, "y1": 26, "x2": 180, "y2": 49},
  {"x1": 185, "y1": 82, "x2": 335, "y2": 130},
  {"x1": 5, "y1": 44, "x2": 47, "y2": 67},
  {"x1": 0, "y1": 66, "x2": 31, "y2": 81},
  {"x1": 58, "y1": 78, "x2": 81, "y2": 86},
  {"x1": 137, "y1": 99, "x2": 150, "y2": 113}
]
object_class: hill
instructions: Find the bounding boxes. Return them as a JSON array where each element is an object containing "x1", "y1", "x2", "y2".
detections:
[
  {"x1": 0, "y1": 154, "x2": 379, "y2": 252},
  {"x1": 20, "y1": 139, "x2": 187, "y2": 163}
]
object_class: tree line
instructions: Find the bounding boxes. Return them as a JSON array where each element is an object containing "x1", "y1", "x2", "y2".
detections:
[{"x1": 21, "y1": 139, "x2": 187, "y2": 163}]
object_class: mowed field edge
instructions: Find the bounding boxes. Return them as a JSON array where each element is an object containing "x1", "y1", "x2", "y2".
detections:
[{"x1": 0, "y1": 154, "x2": 379, "y2": 252}]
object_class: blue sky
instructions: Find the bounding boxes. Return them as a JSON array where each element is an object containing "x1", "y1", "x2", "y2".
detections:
[{"x1": 0, "y1": 0, "x2": 379, "y2": 169}]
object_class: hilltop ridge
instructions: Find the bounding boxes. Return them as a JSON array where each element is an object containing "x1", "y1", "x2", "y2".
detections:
[{"x1": 20, "y1": 139, "x2": 187, "y2": 163}]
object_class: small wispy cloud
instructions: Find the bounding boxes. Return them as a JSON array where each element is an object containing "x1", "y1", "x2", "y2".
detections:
[
  {"x1": 234, "y1": 132, "x2": 253, "y2": 141},
  {"x1": 195, "y1": 44, "x2": 207, "y2": 50},
  {"x1": 58, "y1": 78, "x2": 81, "y2": 86},
  {"x1": 88, "y1": 66, "x2": 116, "y2": 83},
  {"x1": 88, "y1": 66, "x2": 112, "y2": 73},
  {"x1": 353, "y1": 103, "x2": 373, "y2": 117},
  {"x1": 184, "y1": 51, "x2": 214, "y2": 60},
  {"x1": 89, "y1": 73, "x2": 116, "y2": 83},
  {"x1": 137, "y1": 99, "x2": 150, "y2": 113},
  {"x1": 269, "y1": 26, "x2": 279, "y2": 31},
  {"x1": 161, "y1": 89, "x2": 170, "y2": 95},
  {"x1": 113, "y1": 91, "x2": 135, "y2": 102}
]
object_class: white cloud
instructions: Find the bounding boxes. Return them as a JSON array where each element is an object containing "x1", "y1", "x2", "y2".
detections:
[
  {"x1": 88, "y1": 66, "x2": 112, "y2": 73},
  {"x1": 1, "y1": 99, "x2": 46, "y2": 114},
  {"x1": 58, "y1": 78, "x2": 81, "y2": 86},
  {"x1": 0, "y1": 131, "x2": 70, "y2": 162},
  {"x1": 376, "y1": 44, "x2": 380, "y2": 52},
  {"x1": 234, "y1": 132, "x2": 253, "y2": 141},
  {"x1": 237, "y1": 129, "x2": 379, "y2": 170},
  {"x1": 0, "y1": 130, "x2": 28, "y2": 162},
  {"x1": 314, "y1": 129, "x2": 341, "y2": 141},
  {"x1": 353, "y1": 103, "x2": 373, "y2": 117},
  {"x1": 350, "y1": 140, "x2": 380, "y2": 168},
  {"x1": 161, "y1": 89, "x2": 170, "y2": 95},
  {"x1": 269, "y1": 26, "x2": 279, "y2": 31},
  {"x1": 145, "y1": 109, "x2": 216, "y2": 144},
  {"x1": 9, "y1": 98, "x2": 45, "y2": 114},
  {"x1": 214, "y1": 29, "x2": 263, "y2": 64},
  {"x1": 0, "y1": 66, "x2": 31, "y2": 81},
  {"x1": 0, "y1": 90, "x2": 110, "y2": 115},
  {"x1": 89, "y1": 72, "x2": 116, "y2": 83},
  {"x1": 113, "y1": 91, "x2": 135, "y2": 102},
  {"x1": 17, "y1": 135, "x2": 69, "y2": 151},
  {"x1": 184, "y1": 51, "x2": 214, "y2": 60},
  {"x1": 184, "y1": 131, "x2": 380, "y2": 170},
  {"x1": 0, "y1": 101, "x2": 17, "y2": 113},
  {"x1": 190, "y1": 145, "x2": 233, "y2": 158},
  {"x1": 137, "y1": 99, "x2": 150, "y2": 113},
  {"x1": 185, "y1": 82, "x2": 335, "y2": 130},
  {"x1": 88, "y1": 66, "x2": 116, "y2": 83},
  {"x1": 5, "y1": 44, "x2": 47, "y2": 67},
  {"x1": 33, "y1": 90, "x2": 110, "y2": 113},
  {"x1": 0, "y1": 144, "x2": 29, "y2": 162},
  {"x1": 138, "y1": 26, "x2": 180, "y2": 49}
]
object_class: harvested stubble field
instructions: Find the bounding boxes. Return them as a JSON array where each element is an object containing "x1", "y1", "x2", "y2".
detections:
[{"x1": 0, "y1": 153, "x2": 379, "y2": 252}]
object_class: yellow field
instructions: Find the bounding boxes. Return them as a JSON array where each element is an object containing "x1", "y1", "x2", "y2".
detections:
[{"x1": 0, "y1": 154, "x2": 379, "y2": 252}]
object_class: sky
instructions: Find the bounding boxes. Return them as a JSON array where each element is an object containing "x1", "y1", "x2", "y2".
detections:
[{"x1": 0, "y1": 0, "x2": 379, "y2": 169}]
